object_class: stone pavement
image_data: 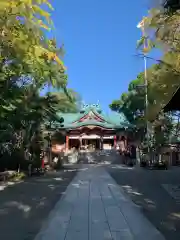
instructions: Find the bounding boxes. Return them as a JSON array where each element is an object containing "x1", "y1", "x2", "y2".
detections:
[
  {"x1": 34, "y1": 165, "x2": 165, "y2": 240},
  {"x1": 0, "y1": 168, "x2": 77, "y2": 240},
  {"x1": 108, "y1": 164, "x2": 180, "y2": 240}
]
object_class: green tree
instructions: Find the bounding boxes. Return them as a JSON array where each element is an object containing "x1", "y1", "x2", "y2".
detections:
[
  {"x1": 136, "y1": 1, "x2": 180, "y2": 120},
  {"x1": 109, "y1": 69, "x2": 174, "y2": 147},
  {"x1": 110, "y1": 72, "x2": 147, "y2": 140},
  {"x1": 48, "y1": 89, "x2": 82, "y2": 113},
  {"x1": 110, "y1": 72, "x2": 152, "y2": 124},
  {"x1": 0, "y1": 0, "x2": 78, "y2": 170}
]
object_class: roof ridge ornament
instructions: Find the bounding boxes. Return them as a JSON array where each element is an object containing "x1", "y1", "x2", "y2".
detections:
[{"x1": 81, "y1": 102, "x2": 101, "y2": 110}]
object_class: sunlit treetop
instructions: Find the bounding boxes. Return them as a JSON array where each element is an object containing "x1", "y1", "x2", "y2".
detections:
[{"x1": 0, "y1": 0, "x2": 65, "y2": 71}]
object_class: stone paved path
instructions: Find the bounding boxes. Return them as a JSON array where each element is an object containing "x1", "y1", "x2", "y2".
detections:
[
  {"x1": 34, "y1": 165, "x2": 165, "y2": 240},
  {"x1": 0, "y1": 168, "x2": 77, "y2": 240},
  {"x1": 162, "y1": 184, "x2": 180, "y2": 204}
]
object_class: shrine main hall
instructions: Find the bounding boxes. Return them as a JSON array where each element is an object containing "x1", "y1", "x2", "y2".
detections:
[{"x1": 51, "y1": 103, "x2": 132, "y2": 151}]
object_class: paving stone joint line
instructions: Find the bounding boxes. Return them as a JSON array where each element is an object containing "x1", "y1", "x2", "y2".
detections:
[
  {"x1": 98, "y1": 179, "x2": 113, "y2": 240},
  {"x1": 107, "y1": 183, "x2": 135, "y2": 237},
  {"x1": 33, "y1": 165, "x2": 165, "y2": 240}
]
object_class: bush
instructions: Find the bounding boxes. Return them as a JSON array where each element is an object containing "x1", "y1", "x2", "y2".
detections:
[
  {"x1": 12, "y1": 172, "x2": 26, "y2": 181},
  {"x1": 0, "y1": 150, "x2": 26, "y2": 171},
  {"x1": 140, "y1": 161, "x2": 147, "y2": 167}
]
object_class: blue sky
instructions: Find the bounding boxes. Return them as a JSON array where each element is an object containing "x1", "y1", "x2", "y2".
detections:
[{"x1": 50, "y1": 0, "x2": 160, "y2": 112}]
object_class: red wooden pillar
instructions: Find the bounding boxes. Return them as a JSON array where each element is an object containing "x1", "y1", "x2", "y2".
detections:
[
  {"x1": 66, "y1": 135, "x2": 69, "y2": 151},
  {"x1": 114, "y1": 135, "x2": 117, "y2": 149},
  {"x1": 124, "y1": 136, "x2": 127, "y2": 149}
]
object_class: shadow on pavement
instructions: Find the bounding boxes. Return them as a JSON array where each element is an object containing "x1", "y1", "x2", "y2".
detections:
[
  {"x1": 108, "y1": 165, "x2": 180, "y2": 240},
  {"x1": 0, "y1": 166, "x2": 77, "y2": 240}
]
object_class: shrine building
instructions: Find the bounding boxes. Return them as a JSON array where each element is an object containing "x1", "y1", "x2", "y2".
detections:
[{"x1": 50, "y1": 103, "x2": 132, "y2": 151}]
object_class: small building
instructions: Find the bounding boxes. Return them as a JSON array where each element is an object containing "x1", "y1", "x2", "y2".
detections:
[
  {"x1": 49, "y1": 103, "x2": 132, "y2": 151},
  {"x1": 163, "y1": 86, "x2": 180, "y2": 165}
]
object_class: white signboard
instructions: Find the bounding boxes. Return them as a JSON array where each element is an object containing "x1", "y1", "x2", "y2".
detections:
[
  {"x1": 103, "y1": 136, "x2": 114, "y2": 139},
  {"x1": 69, "y1": 134, "x2": 100, "y2": 139},
  {"x1": 69, "y1": 135, "x2": 114, "y2": 139}
]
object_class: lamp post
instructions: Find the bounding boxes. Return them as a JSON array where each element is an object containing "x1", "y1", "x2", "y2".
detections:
[{"x1": 137, "y1": 18, "x2": 150, "y2": 154}]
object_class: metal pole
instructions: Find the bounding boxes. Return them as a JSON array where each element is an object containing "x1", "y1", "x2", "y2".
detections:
[
  {"x1": 142, "y1": 20, "x2": 149, "y2": 154},
  {"x1": 144, "y1": 52, "x2": 149, "y2": 152},
  {"x1": 137, "y1": 17, "x2": 152, "y2": 165},
  {"x1": 47, "y1": 81, "x2": 52, "y2": 166}
]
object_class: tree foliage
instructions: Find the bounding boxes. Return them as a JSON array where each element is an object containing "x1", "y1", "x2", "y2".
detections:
[
  {"x1": 0, "y1": 0, "x2": 77, "y2": 170},
  {"x1": 110, "y1": 72, "x2": 154, "y2": 125},
  {"x1": 109, "y1": 69, "x2": 174, "y2": 147},
  {"x1": 112, "y1": 0, "x2": 180, "y2": 146},
  {"x1": 110, "y1": 0, "x2": 180, "y2": 153},
  {"x1": 136, "y1": 1, "x2": 180, "y2": 120}
]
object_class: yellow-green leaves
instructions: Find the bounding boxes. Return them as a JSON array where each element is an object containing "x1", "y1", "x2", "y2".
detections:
[
  {"x1": 136, "y1": 4, "x2": 180, "y2": 121},
  {"x1": 137, "y1": 36, "x2": 146, "y2": 48},
  {"x1": 137, "y1": 36, "x2": 156, "y2": 54},
  {"x1": 0, "y1": 0, "x2": 65, "y2": 71}
]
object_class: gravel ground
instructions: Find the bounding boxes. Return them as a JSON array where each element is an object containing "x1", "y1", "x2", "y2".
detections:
[
  {"x1": 0, "y1": 166, "x2": 77, "y2": 240},
  {"x1": 108, "y1": 164, "x2": 180, "y2": 240}
]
